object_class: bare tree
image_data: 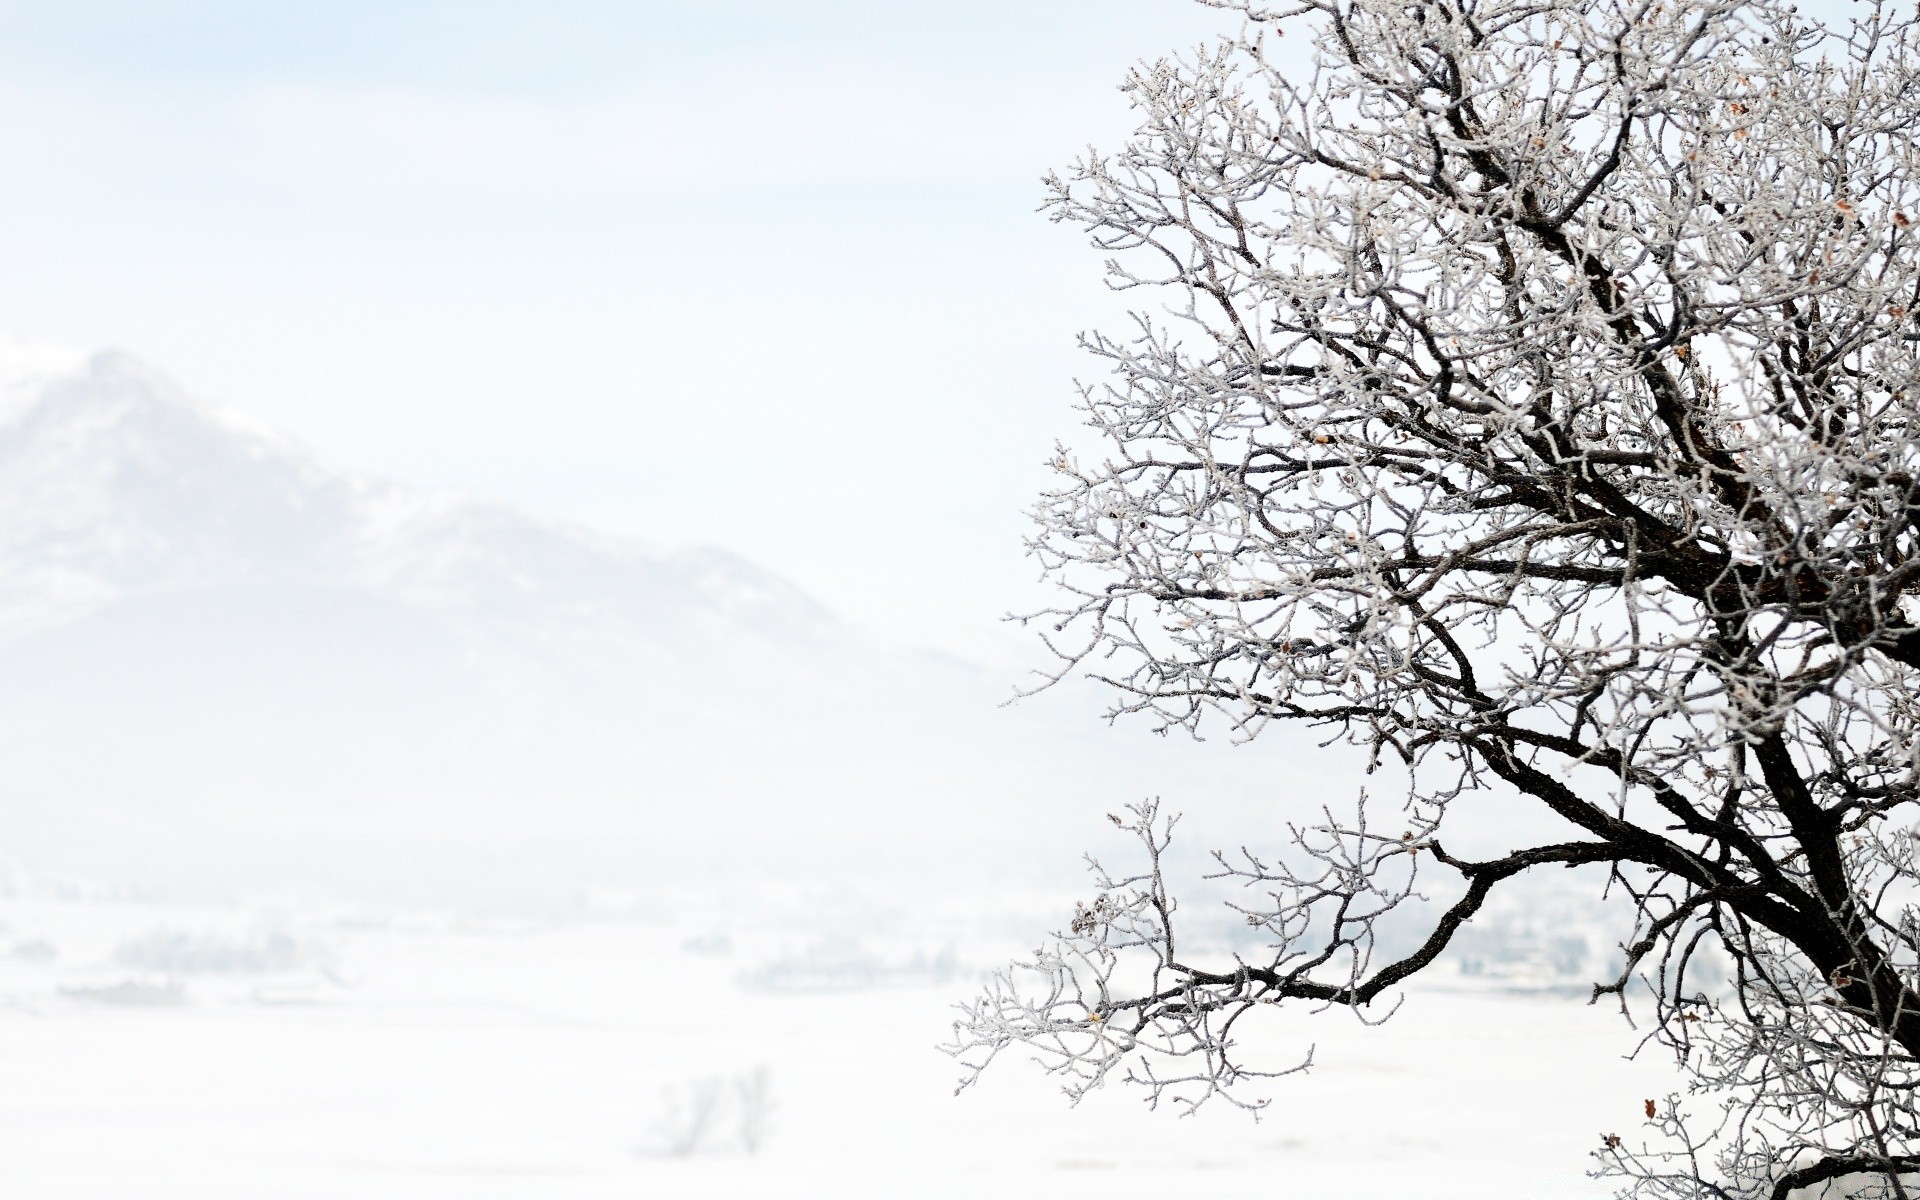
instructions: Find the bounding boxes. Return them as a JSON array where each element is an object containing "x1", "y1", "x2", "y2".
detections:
[
  {"x1": 734, "y1": 1065, "x2": 774, "y2": 1156},
  {"x1": 647, "y1": 1076, "x2": 725, "y2": 1157},
  {"x1": 642, "y1": 1068, "x2": 774, "y2": 1158},
  {"x1": 948, "y1": 1, "x2": 1920, "y2": 1195}
]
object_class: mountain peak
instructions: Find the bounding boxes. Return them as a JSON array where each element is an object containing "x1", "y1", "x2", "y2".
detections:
[{"x1": 0, "y1": 341, "x2": 846, "y2": 656}]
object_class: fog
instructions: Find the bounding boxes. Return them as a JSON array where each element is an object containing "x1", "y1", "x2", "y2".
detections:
[{"x1": 0, "y1": 4, "x2": 1678, "y2": 1196}]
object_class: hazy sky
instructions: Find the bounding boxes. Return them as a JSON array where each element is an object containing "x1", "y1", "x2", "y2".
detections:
[{"x1": 0, "y1": 1, "x2": 1239, "y2": 648}]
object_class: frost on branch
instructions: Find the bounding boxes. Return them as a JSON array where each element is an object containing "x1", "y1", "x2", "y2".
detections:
[
  {"x1": 950, "y1": 800, "x2": 1317, "y2": 1115},
  {"x1": 955, "y1": 0, "x2": 1920, "y2": 1194}
]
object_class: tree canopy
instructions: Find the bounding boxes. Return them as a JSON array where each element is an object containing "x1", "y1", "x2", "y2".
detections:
[{"x1": 951, "y1": 2, "x2": 1920, "y2": 1195}]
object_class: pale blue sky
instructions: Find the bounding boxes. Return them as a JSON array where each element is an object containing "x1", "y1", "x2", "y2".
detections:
[{"x1": 0, "y1": 1, "x2": 1236, "y2": 648}]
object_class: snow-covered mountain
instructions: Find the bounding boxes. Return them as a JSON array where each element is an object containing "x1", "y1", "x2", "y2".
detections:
[
  {"x1": 0, "y1": 343, "x2": 845, "y2": 667},
  {"x1": 0, "y1": 342, "x2": 844, "y2": 879},
  {"x1": 0, "y1": 338, "x2": 1307, "y2": 906}
]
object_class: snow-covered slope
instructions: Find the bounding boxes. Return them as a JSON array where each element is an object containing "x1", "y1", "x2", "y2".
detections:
[
  {"x1": 0, "y1": 343, "x2": 843, "y2": 663},
  {"x1": 0, "y1": 339, "x2": 1311, "y2": 905},
  {"x1": 0, "y1": 342, "x2": 888, "y2": 879}
]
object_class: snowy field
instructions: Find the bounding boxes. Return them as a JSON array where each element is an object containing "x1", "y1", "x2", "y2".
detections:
[{"x1": 0, "y1": 891, "x2": 1680, "y2": 1199}]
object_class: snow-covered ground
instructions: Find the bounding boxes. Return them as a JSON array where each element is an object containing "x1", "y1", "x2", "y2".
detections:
[{"x1": 0, "y1": 892, "x2": 1679, "y2": 1199}]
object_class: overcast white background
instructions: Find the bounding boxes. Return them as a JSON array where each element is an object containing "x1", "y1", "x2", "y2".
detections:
[{"x1": 0, "y1": 1, "x2": 1246, "y2": 649}]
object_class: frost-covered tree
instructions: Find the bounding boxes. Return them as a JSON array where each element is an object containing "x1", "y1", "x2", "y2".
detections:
[{"x1": 949, "y1": 1, "x2": 1920, "y2": 1195}]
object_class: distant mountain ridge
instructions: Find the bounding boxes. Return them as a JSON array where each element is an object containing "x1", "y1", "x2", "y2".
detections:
[
  {"x1": 0, "y1": 343, "x2": 845, "y2": 665},
  {"x1": 0, "y1": 338, "x2": 940, "y2": 880},
  {"x1": 0, "y1": 337, "x2": 1305, "y2": 905}
]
